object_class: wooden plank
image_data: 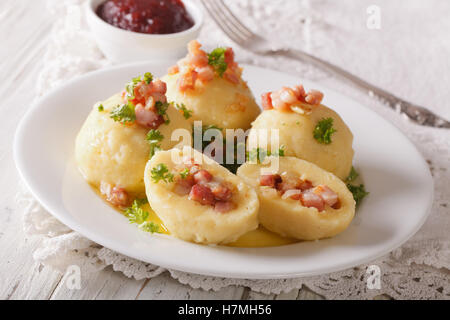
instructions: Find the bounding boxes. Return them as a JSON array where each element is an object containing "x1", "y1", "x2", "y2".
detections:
[
  {"x1": 242, "y1": 288, "x2": 275, "y2": 300},
  {"x1": 244, "y1": 287, "x2": 324, "y2": 300},
  {"x1": 0, "y1": 0, "x2": 63, "y2": 300},
  {"x1": 50, "y1": 266, "x2": 146, "y2": 300},
  {"x1": 6, "y1": 264, "x2": 63, "y2": 300},
  {"x1": 0, "y1": 183, "x2": 63, "y2": 300},
  {"x1": 275, "y1": 289, "x2": 300, "y2": 300},
  {"x1": 297, "y1": 286, "x2": 325, "y2": 300},
  {"x1": 137, "y1": 272, "x2": 245, "y2": 300}
]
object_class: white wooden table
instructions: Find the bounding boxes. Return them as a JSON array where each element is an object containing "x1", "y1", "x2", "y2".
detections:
[{"x1": 0, "y1": 0, "x2": 329, "y2": 300}]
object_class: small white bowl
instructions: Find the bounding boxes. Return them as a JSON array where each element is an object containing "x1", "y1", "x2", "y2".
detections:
[{"x1": 85, "y1": 0, "x2": 203, "y2": 63}]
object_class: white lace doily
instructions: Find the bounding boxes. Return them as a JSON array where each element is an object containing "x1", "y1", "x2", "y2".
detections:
[{"x1": 19, "y1": 0, "x2": 450, "y2": 299}]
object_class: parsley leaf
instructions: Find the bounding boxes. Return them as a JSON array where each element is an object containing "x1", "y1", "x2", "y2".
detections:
[
  {"x1": 313, "y1": 117, "x2": 337, "y2": 144},
  {"x1": 247, "y1": 148, "x2": 267, "y2": 163},
  {"x1": 223, "y1": 140, "x2": 244, "y2": 174},
  {"x1": 247, "y1": 146, "x2": 286, "y2": 163},
  {"x1": 140, "y1": 221, "x2": 160, "y2": 233},
  {"x1": 134, "y1": 198, "x2": 148, "y2": 206},
  {"x1": 146, "y1": 129, "x2": 164, "y2": 158},
  {"x1": 179, "y1": 168, "x2": 190, "y2": 179},
  {"x1": 143, "y1": 72, "x2": 153, "y2": 84},
  {"x1": 155, "y1": 101, "x2": 169, "y2": 115},
  {"x1": 347, "y1": 183, "x2": 369, "y2": 206},
  {"x1": 125, "y1": 199, "x2": 149, "y2": 225},
  {"x1": 271, "y1": 145, "x2": 285, "y2": 157},
  {"x1": 97, "y1": 104, "x2": 104, "y2": 112},
  {"x1": 192, "y1": 123, "x2": 243, "y2": 173},
  {"x1": 344, "y1": 167, "x2": 369, "y2": 205},
  {"x1": 125, "y1": 76, "x2": 142, "y2": 99},
  {"x1": 208, "y1": 47, "x2": 227, "y2": 77},
  {"x1": 110, "y1": 103, "x2": 136, "y2": 124},
  {"x1": 151, "y1": 163, "x2": 174, "y2": 183},
  {"x1": 174, "y1": 103, "x2": 193, "y2": 119},
  {"x1": 155, "y1": 101, "x2": 170, "y2": 124},
  {"x1": 125, "y1": 72, "x2": 153, "y2": 99},
  {"x1": 193, "y1": 124, "x2": 224, "y2": 151},
  {"x1": 124, "y1": 199, "x2": 160, "y2": 234},
  {"x1": 202, "y1": 124, "x2": 223, "y2": 132},
  {"x1": 147, "y1": 129, "x2": 164, "y2": 141},
  {"x1": 192, "y1": 123, "x2": 286, "y2": 174},
  {"x1": 345, "y1": 166, "x2": 359, "y2": 183}
]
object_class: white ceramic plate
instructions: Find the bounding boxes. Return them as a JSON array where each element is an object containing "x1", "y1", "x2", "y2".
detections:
[{"x1": 14, "y1": 62, "x2": 433, "y2": 279}]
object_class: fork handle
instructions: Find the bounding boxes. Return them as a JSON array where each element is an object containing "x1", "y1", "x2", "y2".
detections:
[{"x1": 280, "y1": 49, "x2": 450, "y2": 129}]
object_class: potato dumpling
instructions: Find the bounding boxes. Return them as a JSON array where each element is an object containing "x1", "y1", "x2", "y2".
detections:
[
  {"x1": 163, "y1": 74, "x2": 260, "y2": 130},
  {"x1": 237, "y1": 156, "x2": 355, "y2": 240},
  {"x1": 75, "y1": 93, "x2": 192, "y2": 193},
  {"x1": 249, "y1": 105, "x2": 354, "y2": 180},
  {"x1": 144, "y1": 147, "x2": 259, "y2": 244}
]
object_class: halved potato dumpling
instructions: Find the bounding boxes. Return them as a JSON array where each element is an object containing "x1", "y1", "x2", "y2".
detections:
[
  {"x1": 237, "y1": 156, "x2": 355, "y2": 240},
  {"x1": 75, "y1": 93, "x2": 192, "y2": 193},
  {"x1": 144, "y1": 147, "x2": 259, "y2": 244}
]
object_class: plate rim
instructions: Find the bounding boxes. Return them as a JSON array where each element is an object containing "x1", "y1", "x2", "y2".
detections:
[{"x1": 14, "y1": 61, "x2": 434, "y2": 279}]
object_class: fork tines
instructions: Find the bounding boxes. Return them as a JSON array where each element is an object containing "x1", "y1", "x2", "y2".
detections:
[{"x1": 200, "y1": 0, "x2": 254, "y2": 44}]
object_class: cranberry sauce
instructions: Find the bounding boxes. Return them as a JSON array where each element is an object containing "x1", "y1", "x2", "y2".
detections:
[{"x1": 96, "y1": 0, "x2": 194, "y2": 34}]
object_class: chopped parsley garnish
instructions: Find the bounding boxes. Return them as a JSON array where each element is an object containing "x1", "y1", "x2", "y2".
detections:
[
  {"x1": 146, "y1": 129, "x2": 164, "y2": 158},
  {"x1": 125, "y1": 76, "x2": 141, "y2": 99},
  {"x1": 124, "y1": 199, "x2": 160, "y2": 234},
  {"x1": 110, "y1": 103, "x2": 136, "y2": 124},
  {"x1": 192, "y1": 123, "x2": 286, "y2": 173},
  {"x1": 174, "y1": 103, "x2": 193, "y2": 119},
  {"x1": 247, "y1": 148, "x2": 267, "y2": 163},
  {"x1": 147, "y1": 129, "x2": 164, "y2": 141},
  {"x1": 140, "y1": 221, "x2": 160, "y2": 233},
  {"x1": 247, "y1": 146, "x2": 286, "y2": 163},
  {"x1": 155, "y1": 101, "x2": 170, "y2": 124},
  {"x1": 193, "y1": 123, "x2": 245, "y2": 172},
  {"x1": 97, "y1": 104, "x2": 104, "y2": 112},
  {"x1": 125, "y1": 199, "x2": 148, "y2": 224},
  {"x1": 202, "y1": 124, "x2": 223, "y2": 132},
  {"x1": 223, "y1": 140, "x2": 243, "y2": 174},
  {"x1": 143, "y1": 72, "x2": 153, "y2": 84},
  {"x1": 273, "y1": 145, "x2": 285, "y2": 157},
  {"x1": 345, "y1": 167, "x2": 369, "y2": 206},
  {"x1": 135, "y1": 198, "x2": 148, "y2": 206},
  {"x1": 347, "y1": 184, "x2": 369, "y2": 206},
  {"x1": 208, "y1": 47, "x2": 227, "y2": 77},
  {"x1": 180, "y1": 168, "x2": 190, "y2": 179},
  {"x1": 193, "y1": 124, "x2": 224, "y2": 151},
  {"x1": 125, "y1": 72, "x2": 154, "y2": 99},
  {"x1": 151, "y1": 163, "x2": 174, "y2": 183},
  {"x1": 313, "y1": 117, "x2": 336, "y2": 144},
  {"x1": 345, "y1": 166, "x2": 359, "y2": 183}
]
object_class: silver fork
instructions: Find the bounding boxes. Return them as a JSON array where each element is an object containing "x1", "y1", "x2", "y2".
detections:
[{"x1": 201, "y1": 0, "x2": 450, "y2": 129}]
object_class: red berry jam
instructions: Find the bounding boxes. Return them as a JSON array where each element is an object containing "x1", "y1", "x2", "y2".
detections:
[{"x1": 96, "y1": 0, "x2": 195, "y2": 34}]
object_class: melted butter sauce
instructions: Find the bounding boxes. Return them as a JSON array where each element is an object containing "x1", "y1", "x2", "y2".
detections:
[
  {"x1": 140, "y1": 203, "x2": 170, "y2": 235},
  {"x1": 94, "y1": 186, "x2": 297, "y2": 247}
]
